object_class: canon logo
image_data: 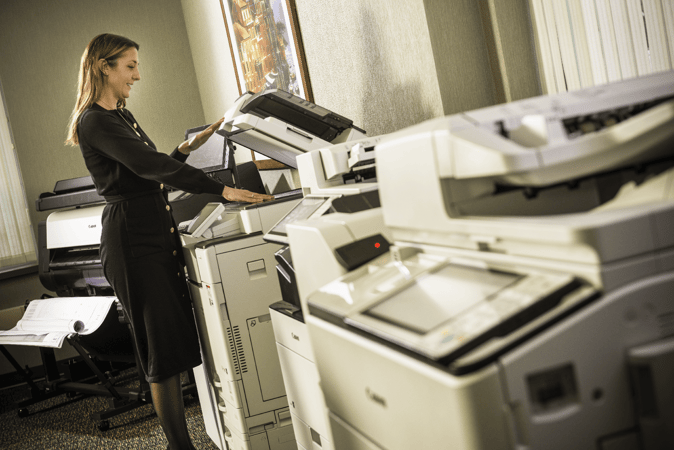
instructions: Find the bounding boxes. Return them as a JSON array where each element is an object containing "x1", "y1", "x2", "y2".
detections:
[
  {"x1": 88, "y1": 224, "x2": 97, "y2": 228},
  {"x1": 365, "y1": 387, "x2": 387, "y2": 408}
]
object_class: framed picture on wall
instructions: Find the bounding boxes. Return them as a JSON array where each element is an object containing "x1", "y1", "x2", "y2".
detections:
[{"x1": 219, "y1": 0, "x2": 313, "y2": 101}]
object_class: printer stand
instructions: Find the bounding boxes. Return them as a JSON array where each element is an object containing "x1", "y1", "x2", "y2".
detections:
[
  {"x1": 12, "y1": 335, "x2": 197, "y2": 432},
  {"x1": 10, "y1": 333, "x2": 149, "y2": 431},
  {"x1": 9, "y1": 307, "x2": 197, "y2": 432},
  {"x1": 0, "y1": 345, "x2": 43, "y2": 402}
]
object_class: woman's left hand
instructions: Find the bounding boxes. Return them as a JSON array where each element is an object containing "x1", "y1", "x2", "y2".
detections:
[
  {"x1": 178, "y1": 117, "x2": 225, "y2": 155},
  {"x1": 222, "y1": 186, "x2": 274, "y2": 203}
]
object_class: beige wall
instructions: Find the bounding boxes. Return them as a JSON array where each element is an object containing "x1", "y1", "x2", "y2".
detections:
[
  {"x1": 482, "y1": 0, "x2": 541, "y2": 102},
  {"x1": 180, "y1": 0, "x2": 253, "y2": 165},
  {"x1": 294, "y1": 0, "x2": 445, "y2": 136},
  {"x1": 180, "y1": 0, "x2": 244, "y2": 128},
  {"x1": 424, "y1": 0, "x2": 499, "y2": 113},
  {"x1": 294, "y1": 0, "x2": 538, "y2": 134},
  {"x1": 0, "y1": 272, "x2": 48, "y2": 307}
]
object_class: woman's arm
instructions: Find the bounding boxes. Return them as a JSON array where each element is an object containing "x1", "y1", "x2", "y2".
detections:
[
  {"x1": 81, "y1": 110, "x2": 273, "y2": 203},
  {"x1": 176, "y1": 118, "x2": 225, "y2": 156},
  {"x1": 80, "y1": 110, "x2": 224, "y2": 195}
]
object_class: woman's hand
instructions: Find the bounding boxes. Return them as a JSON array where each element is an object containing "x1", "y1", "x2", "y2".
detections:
[
  {"x1": 178, "y1": 117, "x2": 226, "y2": 155},
  {"x1": 222, "y1": 186, "x2": 275, "y2": 204}
]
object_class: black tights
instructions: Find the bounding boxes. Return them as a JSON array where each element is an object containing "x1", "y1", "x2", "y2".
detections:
[{"x1": 150, "y1": 374, "x2": 196, "y2": 450}]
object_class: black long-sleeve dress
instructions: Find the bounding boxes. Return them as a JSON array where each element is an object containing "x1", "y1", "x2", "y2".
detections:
[{"x1": 78, "y1": 103, "x2": 224, "y2": 382}]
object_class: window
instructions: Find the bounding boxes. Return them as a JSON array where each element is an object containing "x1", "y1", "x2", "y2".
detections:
[
  {"x1": 242, "y1": 6, "x2": 252, "y2": 25},
  {"x1": 0, "y1": 81, "x2": 37, "y2": 273}
]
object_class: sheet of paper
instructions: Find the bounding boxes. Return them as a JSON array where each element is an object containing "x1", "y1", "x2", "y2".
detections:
[{"x1": 0, "y1": 296, "x2": 117, "y2": 348}]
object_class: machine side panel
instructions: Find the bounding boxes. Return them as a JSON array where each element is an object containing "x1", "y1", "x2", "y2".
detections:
[
  {"x1": 328, "y1": 413, "x2": 383, "y2": 450},
  {"x1": 500, "y1": 272, "x2": 674, "y2": 450},
  {"x1": 216, "y1": 242, "x2": 289, "y2": 416},
  {"x1": 192, "y1": 363, "x2": 226, "y2": 450},
  {"x1": 306, "y1": 316, "x2": 511, "y2": 450},
  {"x1": 276, "y1": 341, "x2": 332, "y2": 440},
  {"x1": 248, "y1": 315, "x2": 287, "y2": 401},
  {"x1": 271, "y1": 308, "x2": 315, "y2": 360}
]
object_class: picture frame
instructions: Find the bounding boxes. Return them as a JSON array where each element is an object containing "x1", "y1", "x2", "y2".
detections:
[{"x1": 219, "y1": 0, "x2": 313, "y2": 102}]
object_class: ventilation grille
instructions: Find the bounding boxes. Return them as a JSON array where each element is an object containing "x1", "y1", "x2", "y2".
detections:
[{"x1": 227, "y1": 325, "x2": 248, "y2": 375}]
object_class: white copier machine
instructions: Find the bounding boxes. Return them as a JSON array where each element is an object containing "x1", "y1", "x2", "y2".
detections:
[
  {"x1": 304, "y1": 72, "x2": 674, "y2": 450},
  {"x1": 181, "y1": 90, "x2": 368, "y2": 450},
  {"x1": 181, "y1": 198, "x2": 301, "y2": 450},
  {"x1": 264, "y1": 134, "x2": 391, "y2": 450}
]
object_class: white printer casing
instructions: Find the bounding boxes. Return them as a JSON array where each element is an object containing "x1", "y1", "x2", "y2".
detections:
[
  {"x1": 305, "y1": 72, "x2": 674, "y2": 450},
  {"x1": 266, "y1": 135, "x2": 390, "y2": 450},
  {"x1": 182, "y1": 199, "x2": 302, "y2": 450}
]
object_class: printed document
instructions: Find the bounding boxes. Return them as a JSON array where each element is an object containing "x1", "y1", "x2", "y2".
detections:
[{"x1": 0, "y1": 297, "x2": 117, "y2": 348}]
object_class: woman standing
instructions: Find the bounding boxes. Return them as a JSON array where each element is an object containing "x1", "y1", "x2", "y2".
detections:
[{"x1": 65, "y1": 33, "x2": 272, "y2": 449}]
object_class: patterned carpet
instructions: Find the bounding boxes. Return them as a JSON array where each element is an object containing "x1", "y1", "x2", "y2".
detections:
[{"x1": 0, "y1": 370, "x2": 219, "y2": 449}]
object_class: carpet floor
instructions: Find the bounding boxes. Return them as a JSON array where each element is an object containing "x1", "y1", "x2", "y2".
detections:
[{"x1": 0, "y1": 370, "x2": 219, "y2": 449}]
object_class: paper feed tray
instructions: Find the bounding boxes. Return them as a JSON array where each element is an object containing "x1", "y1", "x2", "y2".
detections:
[
  {"x1": 240, "y1": 89, "x2": 362, "y2": 142},
  {"x1": 381, "y1": 75, "x2": 674, "y2": 187},
  {"x1": 36, "y1": 175, "x2": 104, "y2": 212},
  {"x1": 225, "y1": 115, "x2": 330, "y2": 168}
]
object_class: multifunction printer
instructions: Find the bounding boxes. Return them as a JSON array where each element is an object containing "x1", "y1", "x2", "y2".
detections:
[
  {"x1": 265, "y1": 134, "x2": 390, "y2": 450},
  {"x1": 183, "y1": 89, "x2": 367, "y2": 450},
  {"x1": 304, "y1": 72, "x2": 674, "y2": 450}
]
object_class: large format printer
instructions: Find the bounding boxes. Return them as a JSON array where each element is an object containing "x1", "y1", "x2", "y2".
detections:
[
  {"x1": 28, "y1": 179, "x2": 150, "y2": 431},
  {"x1": 182, "y1": 90, "x2": 369, "y2": 450},
  {"x1": 302, "y1": 72, "x2": 674, "y2": 450},
  {"x1": 264, "y1": 134, "x2": 390, "y2": 450}
]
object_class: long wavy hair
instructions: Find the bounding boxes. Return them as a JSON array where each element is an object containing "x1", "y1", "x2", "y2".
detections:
[{"x1": 65, "y1": 33, "x2": 139, "y2": 146}]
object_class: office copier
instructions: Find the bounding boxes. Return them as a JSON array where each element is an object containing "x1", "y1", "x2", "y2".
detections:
[
  {"x1": 303, "y1": 72, "x2": 674, "y2": 450},
  {"x1": 264, "y1": 133, "x2": 391, "y2": 450},
  {"x1": 182, "y1": 90, "x2": 367, "y2": 450}
]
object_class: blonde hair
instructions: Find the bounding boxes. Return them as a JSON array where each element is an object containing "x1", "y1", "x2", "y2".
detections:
[{"x1": 65, "y1": 34, "x2": 139, "y2": 146}]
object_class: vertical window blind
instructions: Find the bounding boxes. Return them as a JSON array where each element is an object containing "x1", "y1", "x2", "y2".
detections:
[
  {"x1": 0, "y1": 83, "x2": 37, "y2": 271},
  {"x1": 529, "y1": 0, "x2": 674, "y2": 94}
]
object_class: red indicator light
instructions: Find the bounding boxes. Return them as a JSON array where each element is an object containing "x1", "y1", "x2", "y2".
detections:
[{"x1": 375, "y1": 243, "x2": 380, "y2": 249}]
